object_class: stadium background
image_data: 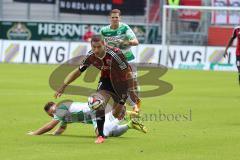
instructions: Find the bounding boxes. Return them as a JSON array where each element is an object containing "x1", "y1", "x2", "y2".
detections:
[
  {"x1": 0, "y1": 0, "x2": 240, "y2": 160},
  {"x1": 0, "y1": 0, "x2": 239, "y2": 71}
]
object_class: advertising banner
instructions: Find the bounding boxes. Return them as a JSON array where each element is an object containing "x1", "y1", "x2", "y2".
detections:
[
  {"x1": 69, "y1": 42, "x2": 91, "y2": 59},
  {"x1": 1, "y1": 40, "x2": 69, "y2": 64},
  {"x1": 0, "y1": 21, "x2": 102, "y2": 41},
  {"x1": 0, "y1": 21, "x2": 151, "y2": 43},
  {"x1": 167, "y1": 46, "x2": 206, "y2": 70},
  {"x1": 0, "y1": 40, "x2": 2, "y2": 62},
  {"x1": 136, "y1": 44, "x2": 161, "y2": 64},
  {"x1": 69, "y1": 42, "x2": 139, "y2": 63},
  {"x1": 205, "y1": 46, "x2": 237, "y2": 71},
  {"x1": 14, "y1": 0, "x2": 55, "y2": 4},
  {"x1": 59, "y1": 0, "x2": 145, "y2": 15},
  {"x1": 0, "y1": 40, "x2": 237, "y2": 72}
]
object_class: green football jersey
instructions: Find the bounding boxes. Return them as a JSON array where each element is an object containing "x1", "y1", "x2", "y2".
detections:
[
  {"x1": 53, "y1": 102, "x2": 97, "y2": 129},
  {"x1": 100, "y1": 22, "x2": 137, "y2": 61}
]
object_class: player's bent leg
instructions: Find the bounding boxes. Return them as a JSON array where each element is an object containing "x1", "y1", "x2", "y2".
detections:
[
  {"x1": 127, "y1": 65, "x2": 141, "y2": 112},
  {"x1": 237, "y1": 56, "x2": 240, "y2": 85},
  {"x1": 125, "y1": 110, "x2": 140, "y2": 120},
  {"x1": 95, "y1": 108, "x2": 105, "y2": 137},
  {"x1": 237, "y1": 59, "x2": 240, "y2": 85},
  {"x1": 112, "y1": 102, "x2": 126, "y2": 120},
  {"x1": 90, "y1": 91, "x2": 110, "y2": 143},
  {"x1": 97, "y1": 90, "x2": 111, "y2": 104},
  {"x1": 110, "y1": 124, "x2": 129, "y2": 137},
  {"x1": 237, "y1": 67, "x2": 240, "y2": 85},
  {"x1": 103, "y1": 111, "x2": 127, "y2": 137},
  {"x1": 129, "y1": 119, "x2": 147, "y2": 134},
  {"x1": 106, "y1": 119, "x2": 147, "y2": 137}
]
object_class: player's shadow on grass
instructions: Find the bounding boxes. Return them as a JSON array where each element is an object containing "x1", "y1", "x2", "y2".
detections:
[
  {"x1": 43, "y1": 134, "x2": 139, "y2": 139},
  {"x1": 59, "y1": 135, "x2": 134, "y2": 139},
  {"x1": 44, "y1": 134, "x2": 95, "y2": 139},
  {"x1": 60, "y1": 134, "x2": 96, "y2": 139}
]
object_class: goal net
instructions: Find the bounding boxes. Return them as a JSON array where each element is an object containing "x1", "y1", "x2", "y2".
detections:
[{"x1": 161, "y1": 5, "x2": 240, "y2": 71}]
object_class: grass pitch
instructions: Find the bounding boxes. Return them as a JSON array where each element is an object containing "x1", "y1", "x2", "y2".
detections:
[{"x1": 0, "y1": 63, "x2": 239, "y2": 160}]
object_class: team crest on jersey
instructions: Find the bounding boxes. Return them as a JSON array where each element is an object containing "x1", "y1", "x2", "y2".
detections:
[
  {"x1": 105, "y1": 33, "x2": 112, "y2": 36},
  {"x1": 117, "y1": 30, "x2": 122, "y2": 35}
]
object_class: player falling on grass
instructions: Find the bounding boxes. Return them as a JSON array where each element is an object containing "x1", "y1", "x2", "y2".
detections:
[
  {"x1": 224, "y1": 26, "x2": 240, "y2": 85},
  {"x1": 100, "y1": 9, "x2": 140, "y2": 113},
  {"x1": 54, "y1": 35, "x2": 141, "y2": 144},
  {"x1": 27, "y1": 100, "x2": 146, "y2": 136}
]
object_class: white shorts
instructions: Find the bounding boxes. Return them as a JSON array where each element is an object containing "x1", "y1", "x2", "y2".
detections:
[{"x1": 103, "y1": 111, "x2": 120, "y2": 136}]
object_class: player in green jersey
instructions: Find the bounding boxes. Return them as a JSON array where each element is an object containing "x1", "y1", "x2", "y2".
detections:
[
  {"x1": 100, "y1": 9, "x2": 139, "y2": 61},
  {"x1": 27, "y1": 101, "x2": 147, "y2": 136},
  {"x1": 100, "y1": 9, "x2": 140, "y2": 113}
]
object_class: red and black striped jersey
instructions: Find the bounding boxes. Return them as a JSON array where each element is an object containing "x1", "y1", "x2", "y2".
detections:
[
  {"x1": 79, "y1": 46, "x2": 130, "y2": 79},
  {"x1": 231, "y1": 26, "x2": 240, "y2": 56}
]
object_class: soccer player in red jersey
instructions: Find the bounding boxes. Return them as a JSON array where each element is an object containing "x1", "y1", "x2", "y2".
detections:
[
  {"x1": 225, "y1": 26, "x2": 240, "y2": 85},
  {"x1": 54, "y1": 35, "x2": 140, "y2": 144}
]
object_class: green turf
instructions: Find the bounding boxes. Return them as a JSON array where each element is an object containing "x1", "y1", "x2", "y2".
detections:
[{"x1": 0, "y1": 63, "x2": 239, "y2": 160}]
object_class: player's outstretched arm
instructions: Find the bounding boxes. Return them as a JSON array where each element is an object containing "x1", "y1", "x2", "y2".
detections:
[
  {"x1": 224, "y1": 38, "x2": 233, "y2": 57},
  {"x1": 54, "y1": 68, "x2": 82, "y2": 98},
  {"x1": 52, "y1": 125, "x2": 67, "y2": 135},
  {"x1": 27, "y1": 120, "x2": 59, "y2": 135},
  {"x1": 224, "y1": 34, "x2": 236, "y2": 58}
]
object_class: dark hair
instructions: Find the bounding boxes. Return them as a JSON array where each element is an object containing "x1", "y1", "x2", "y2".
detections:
[
  {"x1": 44, "y1": 101, "x2": 55, "y2": 112},
  {"x1": 110, "y1": 9, "x2": 121, "y2": 16},
  {"x1": 91, "y1": 35, "x2": 103, "y2": 44}
]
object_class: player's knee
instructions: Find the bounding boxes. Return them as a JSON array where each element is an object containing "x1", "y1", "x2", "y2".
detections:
[
  {"x1": 112, "y1": 109, "x2": 119, "y2": 118},
  {"x1": 112, "y1": 104, "x2": 126, "y2": 119}
]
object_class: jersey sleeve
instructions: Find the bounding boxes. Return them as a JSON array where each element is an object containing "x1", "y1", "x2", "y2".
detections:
[
  {"x1": 53, "y1": 114, "x2": 63, "y2": 121},
  {"x1": 59, "y1": 121, "x2": 67, "y2": 127},
  {"x1": 126, "y1": 25, "x2": 137, "y2": 40},
  {"x1": 99, "y1": 25, "x2": 109, "y2": 37},
  {"x1": 79, "y1": 53, "x2": 92, "y2": 72},
  {"x1": 54, "y1": 105, "x2": 68, "y2": 121},
  {"x1": 53, "y1": 115, "x2": 65, "y2": 126},
  {"x1": 231, "y1": 28, "x2": 238, "y2": 39}
]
